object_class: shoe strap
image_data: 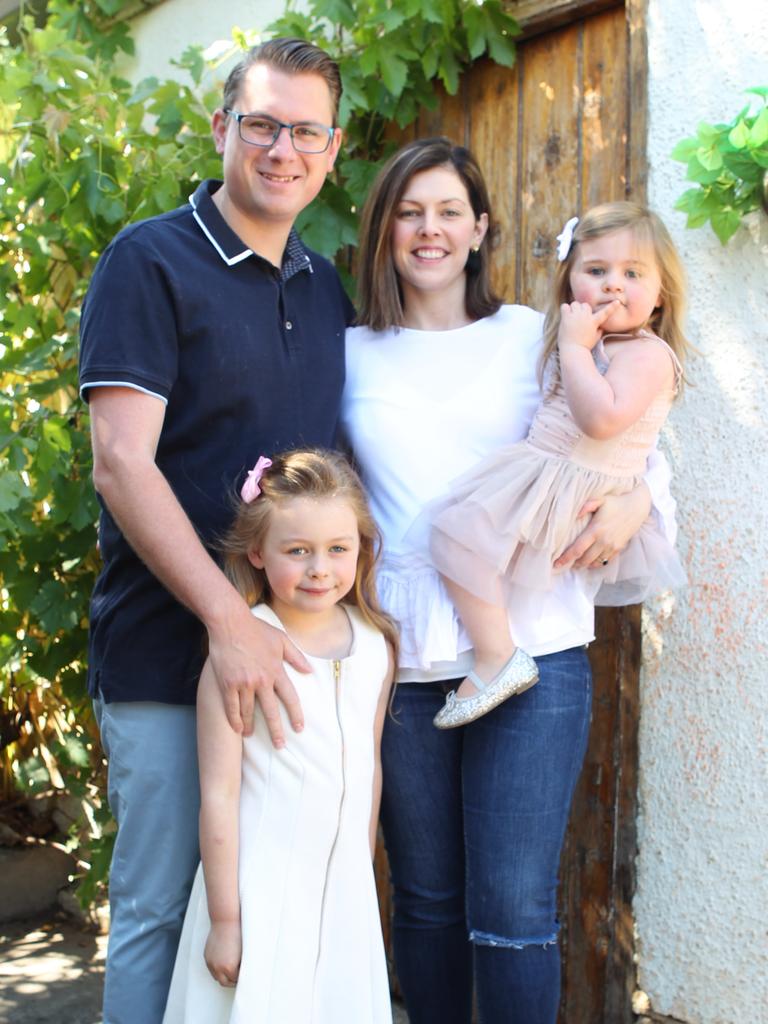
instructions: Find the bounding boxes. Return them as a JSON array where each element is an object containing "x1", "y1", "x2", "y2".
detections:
[{"x1": 467, "y1": 670, "x2": 488, "y2": 691}]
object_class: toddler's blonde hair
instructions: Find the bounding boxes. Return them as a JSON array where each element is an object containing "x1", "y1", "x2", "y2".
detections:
[{"x1": 539, "y1": 201, "x2": 691, "y2": 392}]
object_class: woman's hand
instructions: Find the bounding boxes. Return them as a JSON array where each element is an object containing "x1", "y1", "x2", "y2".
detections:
[
  {"x1": 554, "y1": 482, "x2": 652, "y2": 570},
  {"x1": 204, "y1": 920, "x2": 242, "y2": 987}
]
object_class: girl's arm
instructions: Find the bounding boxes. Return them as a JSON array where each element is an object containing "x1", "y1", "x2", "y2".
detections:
[
  {"x1": 197, "y1": 659, "x2": 244, "y2": 987},
  {"x1": 557, "y1": 302, "x2": 675, "y2": 440},
  {"x1": 369, "y1": 644, "x2": 395, "y2": 858}
]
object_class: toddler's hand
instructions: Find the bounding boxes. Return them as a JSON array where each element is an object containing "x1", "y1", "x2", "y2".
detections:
[
  {"x1": 557, "y1": 300, "x2": 621, "y2": 351},
  {"x1": 204, "y1": 921, "x2": 242, "y2": 988}
]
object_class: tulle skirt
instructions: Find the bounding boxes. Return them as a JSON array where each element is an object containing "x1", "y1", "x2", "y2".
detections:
[{"x1": 410, "y1": 441, "x2": 685, "y2": 608}]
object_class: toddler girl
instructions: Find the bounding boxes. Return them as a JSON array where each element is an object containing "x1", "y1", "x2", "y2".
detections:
[
  {"x1": 422, "y1": 201, "x2": 690, "y2": 728},
  {"x1": 163, "y1": 449, "x2": 397, "y2": 1023}
]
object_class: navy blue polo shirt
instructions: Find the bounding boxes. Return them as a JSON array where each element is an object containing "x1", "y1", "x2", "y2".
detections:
[{"x1": 79, "y1": 179, "x2": 354, "y2": 705}]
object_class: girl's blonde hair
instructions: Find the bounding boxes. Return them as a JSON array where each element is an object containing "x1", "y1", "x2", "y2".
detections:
[
  {"x1": 220, "y1": 449, "x2": 399, "y2": 659},
  {"x1": 539, "y1": 201, "x2": 691, "y2": 392}
]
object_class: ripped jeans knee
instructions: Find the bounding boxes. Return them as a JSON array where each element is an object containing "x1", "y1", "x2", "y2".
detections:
[{"x1": 469, "y1": 926, "x2": 560, "y2": 950}]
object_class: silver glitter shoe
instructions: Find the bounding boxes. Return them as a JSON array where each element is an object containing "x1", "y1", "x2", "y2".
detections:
[{"x1": 433, "y1": 649, "x2": 539, "y2": 729}]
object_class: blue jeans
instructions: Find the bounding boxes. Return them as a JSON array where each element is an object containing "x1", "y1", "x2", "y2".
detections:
[
  {"x1": 94, "y1": 699, "x2": 200, "y2": 1024},
  {"x1": 380, "y1": 647, "x2": 592, "y2": 1024}
]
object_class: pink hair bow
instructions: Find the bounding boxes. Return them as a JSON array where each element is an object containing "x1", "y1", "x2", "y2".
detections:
[{"x1": 241, "y1": 456, "x2": 273, "y2": 503}]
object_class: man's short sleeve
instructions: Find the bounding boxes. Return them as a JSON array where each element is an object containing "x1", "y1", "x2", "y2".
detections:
[{"x1": 79, "y1": 228, "x2": 180, "y2": 403}]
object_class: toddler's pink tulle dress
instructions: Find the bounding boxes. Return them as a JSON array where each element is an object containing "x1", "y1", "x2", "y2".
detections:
[{"x1": 420, "y1": 332, "x2": 686, "y2": 607}]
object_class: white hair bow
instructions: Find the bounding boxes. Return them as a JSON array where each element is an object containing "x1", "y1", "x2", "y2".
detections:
[{"x1": 555, "y1": 216, "x2": 579, "y2": 261}]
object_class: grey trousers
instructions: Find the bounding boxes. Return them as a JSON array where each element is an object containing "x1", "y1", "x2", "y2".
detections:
[{"x1": 94, "y1": 699, "x2": 200, "y2": 1024}]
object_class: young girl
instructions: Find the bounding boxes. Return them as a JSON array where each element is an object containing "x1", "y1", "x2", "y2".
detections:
[
  {"x1": 162, "y1": 449, "x2": 397, "y2": 1024},
  {"x1": 420, "y1": 201, "x2": 690, "y2": 729}
]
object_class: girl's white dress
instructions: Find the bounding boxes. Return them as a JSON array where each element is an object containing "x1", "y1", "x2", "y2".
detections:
[
  {"x1": 162, "y1": 604, "x2": 392, "y2": 1024},
  {"x1": 419, "y1": 331, "x2": 686, "y2": 608}
]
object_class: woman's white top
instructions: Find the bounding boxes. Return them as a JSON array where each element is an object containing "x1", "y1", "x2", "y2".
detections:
[{"x1": 341, "y1": 305, "x2": 676, "y2": 683}]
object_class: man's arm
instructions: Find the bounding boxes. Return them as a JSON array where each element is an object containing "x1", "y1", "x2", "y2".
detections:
[{"x1": 88, "y1": 386, "x2": 309, "y2": 744}]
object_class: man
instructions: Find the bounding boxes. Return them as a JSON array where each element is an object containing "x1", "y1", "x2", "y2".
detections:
[{"x1": 79, "y1": 38, "x2": 352, "y2": 1023}]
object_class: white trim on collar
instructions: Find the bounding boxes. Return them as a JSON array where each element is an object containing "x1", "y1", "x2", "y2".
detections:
[{"x1": 189, "y1": 191, "x2": 252, "y2": 266}]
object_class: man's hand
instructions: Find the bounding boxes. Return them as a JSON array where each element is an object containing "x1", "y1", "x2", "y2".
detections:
[
  {"x1": 204, "y1": 920, "x2": 242, "y2": 988},
  {"x1": 554, "y1": 482, "x2": 652, "y2": 570},
  {"x1": 207, "y1": 600, "x2": 311, "y2": 747}
]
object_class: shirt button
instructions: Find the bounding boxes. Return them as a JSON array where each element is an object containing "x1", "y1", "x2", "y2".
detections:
[{"x1": 285, "y1": 320, "x2": 293, "y2": 330}]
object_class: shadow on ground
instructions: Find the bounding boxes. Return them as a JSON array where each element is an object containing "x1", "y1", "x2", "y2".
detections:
[
  {"x1": 0, "y1": 913, "x2": 409, "y2": 1023},
  {"x1": 0, "y1": 914, "x2": 106, "y2": 1024}
]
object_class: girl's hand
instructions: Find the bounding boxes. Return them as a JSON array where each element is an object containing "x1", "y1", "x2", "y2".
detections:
[
  {"x1": 204, "y1": 921, "x2": 242, "y2": 988},
  {"x1": 557, "y1": 300, "x2": 621, "y2": 352},
  {"x1": 554, "y1": 484, "x2": 652, "y2": 569}
]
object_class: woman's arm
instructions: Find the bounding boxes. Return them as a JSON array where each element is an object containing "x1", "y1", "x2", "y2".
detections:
[
  {"x1": 369, "y1": 645, "x2": 395, "y2": 858},
  {"x1": 558, "y1": 303, "x2": 675, "y2": 440},
  {"x1": 197, "y1": 660, "x2": 243, "y2": 987}
]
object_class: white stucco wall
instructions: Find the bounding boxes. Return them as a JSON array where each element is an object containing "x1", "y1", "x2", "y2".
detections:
[
  {"x1": 639, "y1": 3, "x2": 768, "y2": 1022},
  {"x1": 120, "y1": 0, "x2": 284, "y2": 85}
]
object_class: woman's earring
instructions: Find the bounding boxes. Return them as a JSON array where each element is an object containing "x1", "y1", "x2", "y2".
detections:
[{"x1": 471, "y1": 244, "x2": 480, "y2": 253}]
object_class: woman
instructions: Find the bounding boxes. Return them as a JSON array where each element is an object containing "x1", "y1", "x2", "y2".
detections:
[{"x1": 340, "y1": 138, "x2": 676, "y2": 1024}]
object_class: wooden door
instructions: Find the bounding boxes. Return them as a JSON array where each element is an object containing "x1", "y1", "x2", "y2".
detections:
[{"x1": 377, "y1": 3, "x2": 649, "y2": 1020}]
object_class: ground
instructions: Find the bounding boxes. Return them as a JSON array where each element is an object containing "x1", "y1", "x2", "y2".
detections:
[
  {"x1": 0, "y1": 913, "x2": 106, "y2": 1024},
  {"x1": 0, "y1": 912, "x2": 409, "y2": 1023}
]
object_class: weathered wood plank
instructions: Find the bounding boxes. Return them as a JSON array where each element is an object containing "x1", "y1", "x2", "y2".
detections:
[
  {"x1": 626, "y1": 0, "x2": 649, "y2": 202},
  {"x1": 466, "y1": 59, "x2": 520, "y2": 302},
  {"x1": 517, "y1": 22, "x2": 582, "y2": 310},
  {"x1": 507, "y1": 0, "x2": 620, "y2": 38},
  {"x1": 558, "y1": 604, "x2": 641, "y2": 1023},
  {"x1": 582, "y1": 7, "x2": 628, "y2": 206},
  {"x1": 416, "y1": 81, "x2": 467, "y2": 146}
]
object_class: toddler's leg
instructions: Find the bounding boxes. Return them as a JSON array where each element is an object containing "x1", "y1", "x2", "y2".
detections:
[
  {"x1": 445, "y1": 578, "x2": 517, "y2": 691},
  {"x1": 433, "y1": 579, "x2": 538, "y2": 729}
]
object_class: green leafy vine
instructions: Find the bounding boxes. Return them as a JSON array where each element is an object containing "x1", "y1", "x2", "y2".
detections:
[{"x1": 672, "y1": 87, "x2": 768, "y2": 244}]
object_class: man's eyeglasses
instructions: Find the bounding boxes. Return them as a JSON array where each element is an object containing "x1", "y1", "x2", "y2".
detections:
[{"x1": 223, "y1": 109, "x2": 335, "y2": 154}]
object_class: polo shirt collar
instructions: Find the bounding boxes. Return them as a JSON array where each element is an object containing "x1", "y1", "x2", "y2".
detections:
[{"x1": 189, "y1": 179, "x2": 313, "y2": 280}]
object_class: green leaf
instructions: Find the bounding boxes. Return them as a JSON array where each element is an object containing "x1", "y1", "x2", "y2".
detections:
[
  {"x1": 340, "y1": 157, "x2": 386, "y2": 208},
  {"x1": 42, "y1": 418, "x2": 72, "y2": 453},
  {"x1": 670, "y1": 137, "x2": 699, "y2": 162},
  {"x1": 53, "y1": 735, "x2": 91, "y2": 769},
  {"x1": 749, "y1": 107, "x2": 768, "y2": 147},
  {"x1": 374, "y1": 8, "x2": 407, "y2": 32},
  {"x1": 128, "y1": 76, "x2": 160, "y2": 106},
  {"x1": 728, "y1": 120, "x2": 750, "y2": 149},
  {"x1": 93, "y1": 0, "x2": 125, "y2": 16},
  {"x1": 316, "y1": 0, "x2": 356, "y2": 27},
  {"x1": 462, "y1": 6, "x2": 487, "y2": 61},
  {"x1": 710, "y1": 207, "x2": 742, "y2": 244},
  {"x1": 380, "y1": 53, "x2": 408, "y2": 98},
  {"x1": 0, "y1": 472, "x2": 27, "y2": 513},
  {"x1": 696, "y1": 141, "x2": 723, "y2": 172},
  {"x1": 437, "y1": 44, "x2": 461, "y2": 95},
  {"x1": 174, "y1": 46, "x2": 206, "y2": 86}
]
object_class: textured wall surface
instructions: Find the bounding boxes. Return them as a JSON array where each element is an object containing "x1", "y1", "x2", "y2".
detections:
[
  {"x1": 121, "y1": 0, "x2": 284, "y2": 84},
  {"x1": 640, "y1": 3, "x2": 768, "y2": 1022}
]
